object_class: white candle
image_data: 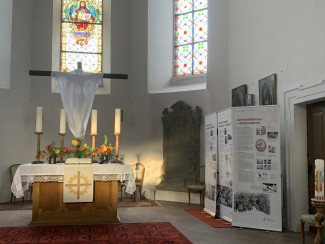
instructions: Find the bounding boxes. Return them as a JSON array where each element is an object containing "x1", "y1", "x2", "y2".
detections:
[
  {"x1": 35, "y1": 106, "x2": 43, "y2": 133},
  {"x1": 59, "y1": 109, "x2": 66, "y2": 134},
  {"x1": 91, "y1": 109, "x2": 97, "y2": 134},
  {"x1": 114, "y1": 109, "x2": 121, "y2": 134}
]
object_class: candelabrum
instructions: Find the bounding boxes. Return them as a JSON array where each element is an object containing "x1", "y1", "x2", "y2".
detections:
[
  {"x1": 58, "y1": 133, "x2": 66, "y2": 163},
  {"x1": 32, "y1": 132, "x2": 44, "y2": 164},
  {"x1": 111, "y1": 132, "x2": 121, "y2": 163},
  {"x1": 91, "y1": 133, "x2": 99, "y2": 163}
]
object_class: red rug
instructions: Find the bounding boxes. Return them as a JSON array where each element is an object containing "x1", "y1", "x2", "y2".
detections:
[
  {"x1": 0, "y1": 222, "x2": 192, "y2": 244},
  {"x1": 185, "y1": 209, "x2": 232, "y2": 228}
]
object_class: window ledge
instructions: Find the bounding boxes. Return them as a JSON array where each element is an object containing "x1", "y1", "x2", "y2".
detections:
[
  {"x1": 148, "y1": 74, "x2": 207, "y2": 94},
  {"x1": 170, "y1": 74, "x2": 207, "y2": 86}
]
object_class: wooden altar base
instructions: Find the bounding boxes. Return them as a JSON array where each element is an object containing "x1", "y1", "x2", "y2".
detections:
[{"x1": 31, "y1": 181, "x2": 119, "y2": 225}]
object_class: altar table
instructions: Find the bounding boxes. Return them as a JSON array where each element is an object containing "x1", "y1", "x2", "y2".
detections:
[{"x1": 11, "y1": 163, "x2": 136, "y2": 225}]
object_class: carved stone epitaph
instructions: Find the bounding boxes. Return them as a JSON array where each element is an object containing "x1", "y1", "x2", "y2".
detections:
[{"x1": 158, "y1": 101, "x2": 202, "y2": 192}]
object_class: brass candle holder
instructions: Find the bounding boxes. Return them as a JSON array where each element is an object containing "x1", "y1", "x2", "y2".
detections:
[
  {"x1": 111, "y1": 132, "x2": 121, "y2": 164},
  {"x1": 91, "y1": 133, "x2": 99, "y2": 163},
  {"x1": 32, "y1": 132, "x2": 44, "y2": 164},
  {"x1": 58, "y1": 133, "x2": 66, "y2": 163}
]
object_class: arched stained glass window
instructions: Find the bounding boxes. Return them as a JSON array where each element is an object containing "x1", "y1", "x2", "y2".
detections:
[
  {"x1": 174, "y1": 0, "x2": 208, "y2": 77},
  {"x1": 61, "y1": 0, "x2": 103, "y2": 73}
]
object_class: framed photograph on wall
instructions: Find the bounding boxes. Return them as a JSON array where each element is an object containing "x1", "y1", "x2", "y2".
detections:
[
  {"x1": 259, "y1": 74, "x2": 277, "y2": 105},
  {"x1": 232, "y1": 84, "x2": 247, "y2": 107}
]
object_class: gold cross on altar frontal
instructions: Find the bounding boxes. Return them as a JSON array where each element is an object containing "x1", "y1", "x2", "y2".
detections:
[{"x1": 65, "y1": 171, "x2": 92, "y2": 199}]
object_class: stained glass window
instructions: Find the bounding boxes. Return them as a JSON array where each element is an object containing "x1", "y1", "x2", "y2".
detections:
[
  {"x1": 174, "y1": 0, "x2": 208, "y2": 77},
  {"x1": 61, "y1": 0, "x2": 103, "y2": 73}
]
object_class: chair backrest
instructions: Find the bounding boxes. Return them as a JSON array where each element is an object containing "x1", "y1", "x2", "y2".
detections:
[
  {"x1": 9, "y1": 164, "x2": 21, "y2": 183},
  {"x1": 132, "y1": 163, "x2": 145, "y2": 185}
]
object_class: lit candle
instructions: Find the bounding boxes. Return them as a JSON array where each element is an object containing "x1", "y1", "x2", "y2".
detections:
[
  {"x1": 91, "y1": 109, "x2": 97, "y2": 134},
  {"x1": 35, "y1": 106, "x2": 43, "y2": 133},
  {"x1": 114, "y1": 109, "x2": 121, "y2": 134},
  {"x1": 59, "y1": 109, "x2": 66, "y2": 134}
]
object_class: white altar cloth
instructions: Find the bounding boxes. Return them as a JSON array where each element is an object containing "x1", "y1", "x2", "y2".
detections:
[{"x1": 11, "y1": 163, "x2": 136, "y2": 198}]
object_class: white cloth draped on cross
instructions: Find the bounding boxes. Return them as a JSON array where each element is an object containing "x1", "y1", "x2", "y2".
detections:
[{"x1": 52, "y1": 70, "x2": 103, "y2": 138}]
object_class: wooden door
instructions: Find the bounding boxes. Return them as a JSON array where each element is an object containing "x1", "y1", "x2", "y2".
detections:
[{"x1": 307, "y1": 101, "x2": 325, "y2": 214}]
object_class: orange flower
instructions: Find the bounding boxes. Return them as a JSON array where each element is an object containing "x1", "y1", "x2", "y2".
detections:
[
  {"x1": 92, "y1": 152, "x2": 97, "y2": 156},
  {"x1": 45, "y1": 145, "x2": 52, "y2": 151},
  {"x1": 86, "y1": 152, "x2": 90, "y2": 157},
  {"x1": 40, "y1": 154, "x2": 45, "y2": 158},
  {"x1": 60, "y1": 154, "x2": 65, "y2": 158}
]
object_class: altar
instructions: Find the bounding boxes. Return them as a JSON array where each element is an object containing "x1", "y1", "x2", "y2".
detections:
[{"x1": 11, "y1": 163, "x2": 136, "y2": 225}]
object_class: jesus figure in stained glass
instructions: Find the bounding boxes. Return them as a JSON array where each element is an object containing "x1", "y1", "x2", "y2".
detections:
[{"x1": 71, "y1": 1, "x2": 95, "y2": 29}]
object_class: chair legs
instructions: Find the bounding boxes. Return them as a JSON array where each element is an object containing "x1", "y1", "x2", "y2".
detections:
[
  {"x1": 188, "y1": 188, "x2": 191, "y2": 206},
  {"x1": 300, "y1": 220, "x2": 305, "y2": 244}
]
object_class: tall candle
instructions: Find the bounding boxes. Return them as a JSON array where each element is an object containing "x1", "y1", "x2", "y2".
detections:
[
  {"x1": 91, "y1": 109, "x2": 97, "y2": 134},
  {"x1": 59, "y1": 109, "x2": 66, "y2": 134},
  {"x1": 114, "y1": 109, "x2": 121, "y2": 134},
  {"x1": 35, "y1": 106, "x2": 43, "y2": 133}
]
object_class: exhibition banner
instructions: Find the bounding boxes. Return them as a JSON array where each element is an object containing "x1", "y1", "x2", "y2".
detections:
[
  {"x1": 231, "y1": 106, "x2": 282, "y2": 231},
  {"x1": 217, "y1": 109, "x2": 234, "y2": 222},
  {"x1": 204, "y1": 113, "x2": 218, "y2": 217}
]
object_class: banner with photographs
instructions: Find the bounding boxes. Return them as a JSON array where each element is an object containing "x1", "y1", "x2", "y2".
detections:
[
  {"x1": 217, "y1": 109, "x2": 234, "y2": 222},
  {"x1": 231, "y1": 106, "x2": 282, "y2": 231},
  {"x1": 204, "y1": 113, "x2": 218, "y2": 217}
]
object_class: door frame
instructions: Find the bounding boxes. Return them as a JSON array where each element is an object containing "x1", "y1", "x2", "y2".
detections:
[{"x1": 284, "y1": 79, "x2": 325, "y2": 232}]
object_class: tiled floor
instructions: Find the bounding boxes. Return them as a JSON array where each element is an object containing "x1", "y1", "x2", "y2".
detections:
[{"x1": 0, "y1": 200, "x2": 315, "y2": 244}]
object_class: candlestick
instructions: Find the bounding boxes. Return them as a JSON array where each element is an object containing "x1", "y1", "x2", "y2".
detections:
[
  {"x1": 111, "y1": 132, "x2": 121, "y2": 164},
  {"x1": 91, "y1": 109, "x2": 97, "y2": 134},
  {"x1": 32, "y1": 132, "x2": 44, "y2": 164},
  {"x1": 35, "y1": 107, "x2": 43, "y2": 133},
  {"x1": 114, "y1": 109, "x2": 121, "y2": 134},
  {"x1": 90, "y1": 133, "x2": 98, "y2": 163},
  {"x1": 58, "y1": 133, "x2": 66, "y2": 163},
  {"x1": 59, "y1": 109, "x2": 66, "y2": 134}
]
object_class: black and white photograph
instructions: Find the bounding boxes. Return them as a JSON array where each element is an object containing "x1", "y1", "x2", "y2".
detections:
[
  {"x1": 268, "y1": 145, "x2": 276, "y2": 153},
  {"x1": 232, "y1": 84, "x2": 247, "y2": 107},
  {"x1": 205, "y1": 183, "x2": 216, "y2": 201},
  {"x1": 259, "y1": 74, "x2": 277, "y2": 105},
  {"x1": 257, "y1": 159, "x2": 263, "y2": 164},
  {"x1": 264, "y1": 159, "x2": 271, "y2": 164},
  {"x1": 267, "y1": 131, "x2": 278, "y2": 139},
  {"x1": 220, "y1": 185, "x2": 233, "y2": 208},
  {"x1": 263, "y1": 164, "x2": 268, "y2": 170},
  {"x1": 246, "y1": 94, "x2": 255, "y2": 106},
  {"x1": 256, "y1": 126, "x2": 266, "y2": 136},
  {"x1": 234, "y1": 192, "x2": 271, "y2": 215},
  {"x1": 262, "y1": 183, "x2": 277, "y2": 193},
  {"x1": 228, "y1": 134, "x2": 232, "y2": 140}
]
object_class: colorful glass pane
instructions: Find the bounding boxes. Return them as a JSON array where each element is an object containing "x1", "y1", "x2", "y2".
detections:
[
  {"x1": 61, "y1": 52, "x2": 102, "y2": 73},
  {"x1": 193, "y1": 42, "x2": 207, "y2": 74},
  {"x1": 194, "y1": 0, "x2": 208, "y2": 10},
  {"x1": 193, "y1": 10, "x2": 208, "y2": 42},
  {"x1": 175, "y1": 45, "x2": 193, "y2": 76},
  {"x1": 175, "y1": 14, "x2": 193, "y2": 45},
  {"x1": 61, "y1": 0, "x2": 103, "y2": 73},
  {"x1": 175, "y1": 0, "x2": 193, "y2": 15}
]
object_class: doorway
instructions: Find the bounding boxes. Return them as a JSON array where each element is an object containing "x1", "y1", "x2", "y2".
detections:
[{"x1": 307, "y1": 101, "x2": 325, "y2": 214}]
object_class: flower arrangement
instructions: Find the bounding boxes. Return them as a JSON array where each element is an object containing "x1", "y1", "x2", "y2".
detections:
[
  {"x1": 96, "y1": 135, "x2": 114, "y2": 158},
  {"x1": 70, "y1": 137, "x2": 93, "y2": 159},
  {"x1": 37, "y1": 136, "x2": 114, "y2": 163}
]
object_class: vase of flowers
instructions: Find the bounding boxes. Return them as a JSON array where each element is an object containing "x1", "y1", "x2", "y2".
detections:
[
  {"x1": 38, "y1": 142, "x2": 61, "y2": 164},
  {"x1": 70, "y1": 137, "x2": 93, "y2": 159},
  {"x1": 96, "y1": 135, "x2": 114, "y2": 164}
]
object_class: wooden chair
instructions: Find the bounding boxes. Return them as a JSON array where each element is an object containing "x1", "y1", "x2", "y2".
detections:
[
  {"x1": 9, "y1": 164, "x2": 24, "y2": 204},
  {"x1": 188, "y1": 165, "x2": 205, "y2": 207},
  {"x1": 120, "y1": 163, "x2": 145, "y2": 202},
  {"x1": 300, "y1": 214, "x2": 322, "y2": 244}
]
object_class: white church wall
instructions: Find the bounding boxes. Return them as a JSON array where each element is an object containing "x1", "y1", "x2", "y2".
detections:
[
  {"x1": 0, "y1": 0, "x2": 34, "y2": 202},
  {"x1": 0, "y1": 0, "x2": 12, "y2": 89},
  {"x1": 227, "y1": 0, "x2": 325, "y2": 231}
]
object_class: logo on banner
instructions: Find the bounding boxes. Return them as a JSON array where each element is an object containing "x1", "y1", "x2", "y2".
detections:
[
  {"x1": 65, "y1": 171, "x2": 92, "y2": 200},
  {"x1": 255, "y1": 139, "x2": 266, "y2": 152}
]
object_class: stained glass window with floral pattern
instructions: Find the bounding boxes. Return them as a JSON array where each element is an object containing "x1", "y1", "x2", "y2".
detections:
[
  {"x1": 174, "y1": 0, "x2": 208, "y2": 77},
  {"x1": 61, "y1": 0, "x2": 103, "y2": 73}
]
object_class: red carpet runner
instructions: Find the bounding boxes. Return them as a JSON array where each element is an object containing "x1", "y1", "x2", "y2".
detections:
[
  {"x1": 0, "y1": 222, "x2": 192, "y2": 244},
  {"x1": 185, "y1": 209, "x2": 232, "y2": 228}
]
